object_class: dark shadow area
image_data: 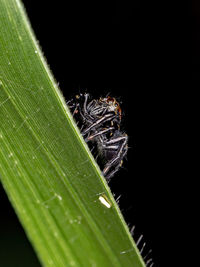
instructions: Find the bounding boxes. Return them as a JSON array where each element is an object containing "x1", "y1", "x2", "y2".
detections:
[{"x1": 192, "y1": 0, "x2": 200, "y2": 80}]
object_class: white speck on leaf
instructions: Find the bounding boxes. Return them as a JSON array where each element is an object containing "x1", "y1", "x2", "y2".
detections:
[
  {"x1": 120, "y1": 248, "x2": 134, "y2": 255},
  {"x1": 54, "y1": 193, "x2": 62, "y2": 201},
  {"x1": 99, "y1": 195, "x2": 112, "y2": 208}
]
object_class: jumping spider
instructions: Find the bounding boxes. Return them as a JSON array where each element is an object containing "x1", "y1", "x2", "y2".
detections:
[{"x1": 68, "y1": 93, "x2": 128, "y2": 180}]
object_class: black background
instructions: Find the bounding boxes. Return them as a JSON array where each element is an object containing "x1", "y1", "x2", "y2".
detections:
[
  {"x1": 192, "y1": 0, "x2": 200, "y2": 80},
  {"x1": 0, "y1": 1, "x2": 175, "y2": 266}
]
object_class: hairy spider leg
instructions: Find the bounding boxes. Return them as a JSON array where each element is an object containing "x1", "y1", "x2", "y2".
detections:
[
  {"x1": 73, "y1": 94, "x2": 96, "y2": 124},
  {"x1": 87, "y1": 99, "x2": 110, "y2": 117},
  {"x1": 68, "y1": 95, "x2": 93, "y2": 123},
  {"x1": 86, "y1": 127, "x2": 115, "y2": 141},
  {"x1": 103, "y1": 146, "x2": 128, "y2": 179},
  {"x1": 82, "y1": 93, "x2": 95, "y2": 123},
  {"x1": 82, "y1": 94, "x2": 110, "y2": 123},
  {"x1": 100, "y1": 135, "x2": 128, "y2": 150},
  {"x1": 67, "y1": 99, "x2": 78, "y2": 114},
  {"x1": 104, "y1": 148, "x2": 128, "y2": 179},
  {"x1": 82, "y1": 113, "x2": 115, "y2": 136},
  {"x1": 90, "y1": 134, "x2": 126, "y2": 180},
  {"x1": 70, "y1": 102, "x2": 80, "y2": 116},
  {"x1": 104, "y1": 162, "x2": 123, "y2": 180},
  {"x1": 103, "y1": 135, "x2": 128, "y2": 175}
]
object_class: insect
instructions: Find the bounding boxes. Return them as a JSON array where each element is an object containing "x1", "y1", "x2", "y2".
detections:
[{"x1": 68, "y1": 93, "x2": 128, "y2": 180}]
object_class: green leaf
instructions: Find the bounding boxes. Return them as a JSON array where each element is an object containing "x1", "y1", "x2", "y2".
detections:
[{"x1": 0, "y1": 0, "x2": 145, "y2": 266}]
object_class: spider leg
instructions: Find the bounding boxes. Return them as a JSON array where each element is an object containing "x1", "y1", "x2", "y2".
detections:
[
  {"x1": 78, "y1": 109, "x2": 91, "y2": 123},
  {"x1": 100, "y1": 135, "x2": 128, "y2": 151},
  {"x1": 104, "y1": 163, "x2": 122, "y2": 181},
  {"x1": 103, "y1": 135, "x2": 128, "y2": 145},
  {"x1": 82, "y1": 113, "x2": 115, "y2": 136},
  {"x1": 103, "y1": 135, "x2": 128, "y2": 176},
  {"x1": 86, "y1": 127, "x2": 115, "y2": 141},
  {"x1": 72, "y1": 94, "x2": 95, "y2": 125},
  {"x1": 68, "y1": 101, "x2": 80, "y2": 116},
  {"x1": 103, "y1": 147, "x2": 128, "y2": 177},
  {"x1": 66, "y1": 99, "x2": 74, "y2": 107},
  {"x1": 67, "y1": 95, "x2": 92, "y2": 122},
  {"x1": 91, "y1": 105, "x2": 109, "y2": 117},
  {"x1": 82, "y1": 93, "x2": 95, "y2": 123},
  {"x1": 87, "y1": 98, "x2": 97, "y2": 110}
]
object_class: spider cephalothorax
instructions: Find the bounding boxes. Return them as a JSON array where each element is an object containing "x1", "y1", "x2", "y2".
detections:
[
  {"x1": 98, "y1": 96, "x2": 122, "y2": 119},
  {"x1": 68, "y1": 93, "x2": 128, "y2": 180}
]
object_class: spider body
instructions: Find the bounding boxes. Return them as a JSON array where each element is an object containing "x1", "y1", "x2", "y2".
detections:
[{"x1": 68, "y1": 93, "x2": 128, "y2": 180}]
